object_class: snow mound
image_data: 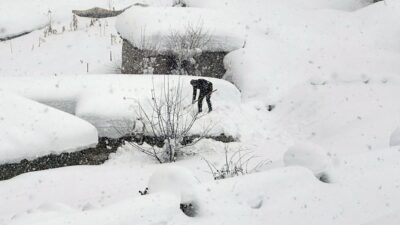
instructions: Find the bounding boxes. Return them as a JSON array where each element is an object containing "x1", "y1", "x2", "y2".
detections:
[
  {"x1": 0, "y1": 91, "x2": 98, "y2": 164},
  {"x1": 8, "y1": 193, "x2": 181, "y2": 225},
  {"x1": 223, "y1": 1, "x2": 400, "y2": 104},
  {"x1": 116, "y1": 6, "x2": 245, "y2": 52},
  {"x1": 283, "y1": 142, "x2": 331, "y2": 176},
  {"x1": 389, "y1": 127, "x2": 400, "y2": 147},
  {"x1": 4, "y1": 148, "x2": 400, "y2": 225},
  {"x1": 148, "y1": 165, "x2": 199, "y2": 204}
]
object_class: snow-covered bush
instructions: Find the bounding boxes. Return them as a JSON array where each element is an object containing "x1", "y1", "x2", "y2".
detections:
[
  {"x1": 283, "y1": 142, "x2": 332, "y2": 182},
  {"x1": 148, "y1": 165, "x2": 199, "y2": 217},
  {"x1": 389, "y1": 127, "x2": 400, "y2": 147},
  {"x1": 125, "y1": 77, "x2": 210, "y2": 163},
  {"x1": 204, "y1": 146, "x2": 270, "y2": 180}
]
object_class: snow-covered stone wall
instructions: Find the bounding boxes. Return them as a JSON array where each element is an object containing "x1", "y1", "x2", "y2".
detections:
[{"x1": 0, "y1": 91, "x2": 98, "y2": 164}]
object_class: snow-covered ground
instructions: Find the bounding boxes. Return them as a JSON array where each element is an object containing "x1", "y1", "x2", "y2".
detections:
[{"x1": 1, "y1": 0, "x2": 400, "y2": 224}]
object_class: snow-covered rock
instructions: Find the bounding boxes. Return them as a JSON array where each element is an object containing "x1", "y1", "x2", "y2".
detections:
[
  {"x1": 283, "y1": 142, "x2": 331, "y2": 177},
  {"x1": 116, "y1": 6, "x2": 246, "y2": 52},
  {"x1": 0, "y1": 91, "x2": 98, "y2": 164},
  {"x1": 148, "y1": 165, "x2": 199, "y2": 205}
]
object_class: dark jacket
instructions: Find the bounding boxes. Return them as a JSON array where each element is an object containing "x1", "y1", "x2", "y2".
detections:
[{"x1": 191, "y1": 79, "x2": 213, "y2": 101}]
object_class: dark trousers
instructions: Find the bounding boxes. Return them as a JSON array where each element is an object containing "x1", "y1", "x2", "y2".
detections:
[{"x1": 198, "y1": 87, "x2": 213, "y2": 112}]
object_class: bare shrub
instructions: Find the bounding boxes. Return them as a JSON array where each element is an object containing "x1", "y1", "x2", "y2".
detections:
[
  {"x1": 203, "y1": 146, "x2": 271, "y2": 180},
  {"x1": 166, "y1": 23, "x2": 212, "y2": 75},
  {"x1": 172, "y1": 0, "x2": 187, "y2": 7},
  {"x1": 43, "y1": 10, "x2": 57, "y2": 37},
  {"x1": 124, "y1": 76, "x2": 211, "y2": 163},
  {"x1": 71, "y1": 14, "x2": 78, "y2": 31}
]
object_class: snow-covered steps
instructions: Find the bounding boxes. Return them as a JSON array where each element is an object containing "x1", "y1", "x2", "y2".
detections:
[
  {"x1": 0, "y1": 75, "x2": 242, "y2": 138},
  {"x1": 0, "y1": 91, "x2": 98, "y2": 164}
]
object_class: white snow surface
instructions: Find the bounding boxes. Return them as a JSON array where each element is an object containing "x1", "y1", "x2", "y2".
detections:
[
  {"x1": 116, "y1": 6, "x2": 246, "y2": 52},
  {"x1": 0, "y1": 75, "x2": 241, "y2": 138},
  {"x1": 2, "y1": 0, "x2": 400, "y2": 225},
  {"x1": 0, "y1": 91, "x2": 98, "y2": 164},
  {"x1": 2, "y1": 147, "x2": 400, "y2": 225},
  {"x1": 0, "y1": 0, "x2": 176, "y2": 39},
  {"x1": 148, "y1": 165, "x2": 199, "y2": 204},
  {"x1": 283, "y1": 142, "x2": 331, "y2": 176},
  {"x1": 389, "y1": 127, "x2": 400, "y2": 147},
  {"x1": 223, "y1": 0, "x2": 400, "y2": 104},
  {"x1": 185, "y1": 0, "x2": 374, "y2": 11}
]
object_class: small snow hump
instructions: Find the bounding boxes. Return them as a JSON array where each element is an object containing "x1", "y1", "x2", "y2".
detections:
[
  {"x1": 147, "y1": 165, "x2": 200, "y2": 216},
  {"x1": 389, "y1": 127, "x2": 400, "y2": 147},
  {"x1": 283, "y1": 142, "x2": 332, "y2": 182}
]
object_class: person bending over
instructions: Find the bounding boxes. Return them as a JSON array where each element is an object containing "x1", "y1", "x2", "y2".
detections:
[{"x1": 190, "y1": 79, "x2": 213, "y2": 113}]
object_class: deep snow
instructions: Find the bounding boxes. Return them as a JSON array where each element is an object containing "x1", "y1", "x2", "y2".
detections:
[
  {"x1": 1, "y1": 0, "x2": 400, "y2": 225},
  {"x1": 116, "y1": 6, "x2": 246, "y2": 52},
  {"x1": 0, "y1": 91, "x2": 98, "y2": 164},
  {"x1": 0, "y1": 75, "x2": 241, "y2": 138}
]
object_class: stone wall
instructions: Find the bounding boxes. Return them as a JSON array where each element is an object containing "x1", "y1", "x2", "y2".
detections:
[{"x1": 121, "y1": 39, "x2": 227, "y2": 78}]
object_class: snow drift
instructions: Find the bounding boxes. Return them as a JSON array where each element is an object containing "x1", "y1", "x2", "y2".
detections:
[{"x1": 0, "y1": 91, "x2": 98, "y2": 164}]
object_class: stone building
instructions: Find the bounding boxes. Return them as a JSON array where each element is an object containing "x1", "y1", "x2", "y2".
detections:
[{"x1": 116, "y1": 6, "x2": 245, "y2": 78}]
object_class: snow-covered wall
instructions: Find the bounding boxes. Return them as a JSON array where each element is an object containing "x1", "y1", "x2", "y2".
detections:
[{"x1": 0, "y1": 91, "x2": 98, "y2": 164}]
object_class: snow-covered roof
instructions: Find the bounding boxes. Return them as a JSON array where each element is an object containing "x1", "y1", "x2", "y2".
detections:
[{"x1": 116, "y1": 6, "x2": 246, "y2": 52}]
